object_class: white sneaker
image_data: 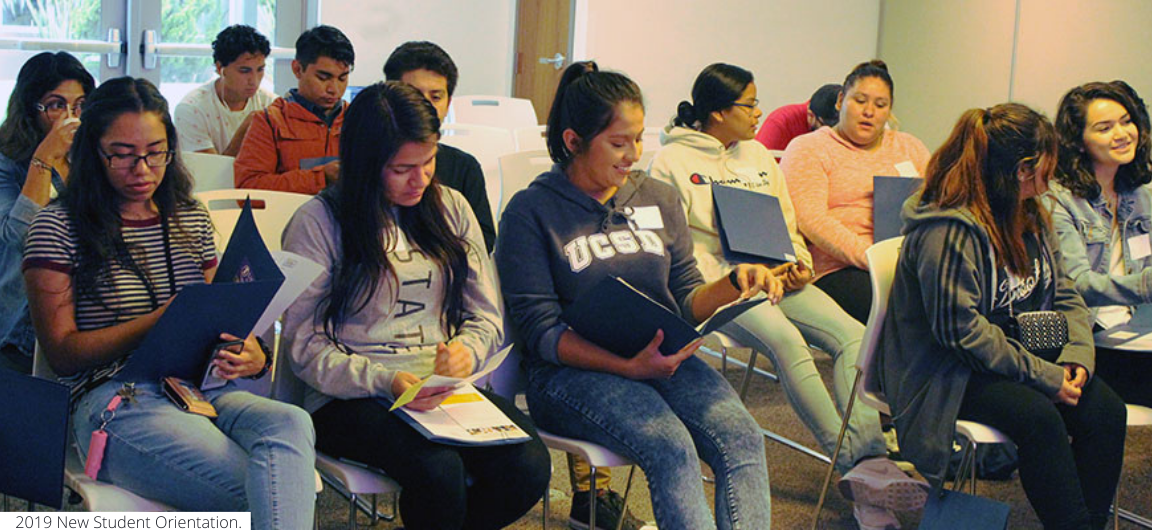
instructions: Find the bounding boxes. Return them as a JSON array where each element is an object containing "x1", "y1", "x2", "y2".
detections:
[
  {"x1": 838, "y1": 457, "x2": 929, "y2": 512},
  {"x1": 853, "y1": 503, "x2": 901, "y2": 530}
]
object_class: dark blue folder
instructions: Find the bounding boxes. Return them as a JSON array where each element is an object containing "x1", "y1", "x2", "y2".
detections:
[
  {"x1": 116, "y1": 199, "x2": 284, "y2": 383},
  {"x1": 0, "y1": 370, "x2": 69, "y2": 508},
  {"x1": 711, "y1": 184, "x2": 797, "y2": 265},
  {"x1": 562, "y1": 276, "x2": 766, "y2": 357},
  {"x1": 873, "y1": 176, "x2": 923, "y2": 242},
  {"x1": 919, "y1": 489, "x2": 1010, "y2": 529}
]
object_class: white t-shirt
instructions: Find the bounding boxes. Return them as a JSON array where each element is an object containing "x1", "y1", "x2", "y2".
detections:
[{"x1": 173, "y1": 79, "x2": 277, "y2": 153}]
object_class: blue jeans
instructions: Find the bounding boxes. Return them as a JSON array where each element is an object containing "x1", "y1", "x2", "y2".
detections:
[
  {"x1": 72, "y1": 380, "x2": 316, "y2": 529},
  {"x1": 721, "y1": 284, "x2": 887, "y2": 474},
  {"x1": 526, "y1": 355, "x2": 771, "y2": 530}
]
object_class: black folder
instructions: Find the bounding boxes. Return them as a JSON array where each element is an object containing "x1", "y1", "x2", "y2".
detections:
[
  {"x1": 712, "y1": 184, "x2": 797, "y2": 265},
  {"x1": 0, "y1": 370, "x2": 69, "y2": 508},
  {"x1": 116, "y1": 199, "x2": 285, "y2": 383},
  {"x1": 873, "y1": 176, "x2": 923, "y2": 242},
  {"x1": 562, "y1": 276, "x2": 766, "y2": 357}
]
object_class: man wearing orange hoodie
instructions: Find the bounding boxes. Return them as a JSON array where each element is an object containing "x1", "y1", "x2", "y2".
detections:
[{"x1": 234, "y1": 25, "x2": 353, "y2": 194}]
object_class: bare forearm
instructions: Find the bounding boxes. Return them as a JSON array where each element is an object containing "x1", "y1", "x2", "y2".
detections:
[
  {"x1": 19, "y1": 165, "x2": 54, "y2": 207},
  {"x1": 690, "y1": 276, "x2": 741, "y2": 322},
  {"x1": 555, "y1": 329, "x2": 635, "y2": 377},
  {"x1": 41, "y1": 310, "x2": 162, "y2": 375}
]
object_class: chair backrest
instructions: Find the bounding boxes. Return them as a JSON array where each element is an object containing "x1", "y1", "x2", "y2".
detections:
[
  {"x1": 642, "y1": 126, "x2": 663, "y2": 150},
  {"x1": 439, "y1": 124, "x2": 514, "y2": 220},
  {"x1": 856, "y1": 236, "x2": 904, "y2": 415},
  {"x1": 183, "y1": 151, "x2": 236, "y2": 193},
  {"x1": 196, "y1": 189, "x2": 312, "y2": 252},
  {"x1": 513, "y1": 125, "x2": 548, "y2": 152},
  {"x1": 445, "y1": 96, "x2": 538, "y2": 129},
  {"x1": 269, "y1": 333, "x2": 307, "y2": 407},
  {"x1": 498, "y1": 150, "x2": 552, "y2": 216}
]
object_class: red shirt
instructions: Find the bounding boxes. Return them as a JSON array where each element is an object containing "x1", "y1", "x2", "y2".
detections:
[{"x1": 755, "y1": 101, "x2": 810, "y2": 151}]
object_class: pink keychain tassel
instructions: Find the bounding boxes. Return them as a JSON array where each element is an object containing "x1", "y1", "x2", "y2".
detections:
[{"x1": 85, "y1": 394, "x2": 122, "y2": 480}]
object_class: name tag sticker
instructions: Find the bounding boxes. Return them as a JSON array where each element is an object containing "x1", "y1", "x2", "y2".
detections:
[
  {"x1": 894, "y1": 161, "x2": 918, "y2": 177},
  {"x1": 1129, "y1": 233, "x2": 1152, "y2": 260},
  {"x1": 628, "y1": 206, "x2": 664, "y2": 230}
]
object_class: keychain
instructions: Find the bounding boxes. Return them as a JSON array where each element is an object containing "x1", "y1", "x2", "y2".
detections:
[{"x1": 85, "y1": 383, "x2": 136, "y2": 480}]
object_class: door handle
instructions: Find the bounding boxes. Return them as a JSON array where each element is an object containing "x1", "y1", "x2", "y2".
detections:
[{"x1": 538, "y1": 52, "x2": 565, "y2": 71}]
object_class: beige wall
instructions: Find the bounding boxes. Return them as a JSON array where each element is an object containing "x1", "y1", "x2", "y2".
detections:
[{"x1": 880, "y1": 0, "x2": 1152, "y2": 152}]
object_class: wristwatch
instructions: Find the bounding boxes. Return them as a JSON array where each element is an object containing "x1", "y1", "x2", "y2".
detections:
[{"x1": 728, "y1": 268, "x2": 741, "y2": 290}]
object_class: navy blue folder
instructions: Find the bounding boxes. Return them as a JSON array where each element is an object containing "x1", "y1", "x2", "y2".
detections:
[
  {"x1": 116, "y1": 199, "x2": 284, "y2": 383},
  {"x1": 919, "y1": 489, "x2": 1010, "y2": 529},
  {"x1": 0, "y1": 370, "x2": 69, "y2": 508},
  {"x1": 562, "y1": 276, "x2": 766, "y2": 357},
  {"x1": 873, "y1": 176, "x2": 923, "y2": 242},
  {"x1": 711, "y1": 184, "x2": 797, "y2": 265}
]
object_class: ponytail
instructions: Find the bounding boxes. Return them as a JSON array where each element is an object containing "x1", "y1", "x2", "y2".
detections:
[
  {"x1": 674, "y1": 100, "x2": 699, "y2": 128},
  {"x1": 545, "y1": 61, "x2": 643, "y2": 168}
]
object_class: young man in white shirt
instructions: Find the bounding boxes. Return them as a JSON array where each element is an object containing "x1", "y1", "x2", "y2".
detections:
[{"x1": 174, "y1": 24, "x2": 277, "y2": 156}]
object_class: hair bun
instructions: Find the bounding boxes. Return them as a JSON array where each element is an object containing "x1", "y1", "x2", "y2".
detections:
[
  {"x1": 867, "y1": 59, "x2": 888, "y2": 71},
  {"x1": 675, "y1": 100, "x2": 697, "y2": 126}
]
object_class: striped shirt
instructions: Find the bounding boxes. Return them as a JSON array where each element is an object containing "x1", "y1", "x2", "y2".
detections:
[{"x1": 23, "y1": 203, "x2": 217, "y2": 397}]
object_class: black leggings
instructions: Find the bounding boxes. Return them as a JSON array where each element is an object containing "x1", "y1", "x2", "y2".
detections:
[
  {"x1": 813, "y1": 267, "x2": 872, "y2": 324},
  {"x1": 958, "y1": 372, "x2": 1127, "y2": 530},
  {"x1": 312, "y1": 389, "x2": 551, "y2": 530},
  {"x1": 1094, "y1": 346, "x2": 1152, "y2": 407}
]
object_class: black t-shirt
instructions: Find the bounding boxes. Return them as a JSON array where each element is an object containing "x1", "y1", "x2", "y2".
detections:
[{"x1": 436, "y1": 143, "x2": 496, "y2": 252}]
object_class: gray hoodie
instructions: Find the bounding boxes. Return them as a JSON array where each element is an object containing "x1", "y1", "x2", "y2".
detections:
[{"x1": 878, "y1": 193, "x2": 1093, "y2": 485}]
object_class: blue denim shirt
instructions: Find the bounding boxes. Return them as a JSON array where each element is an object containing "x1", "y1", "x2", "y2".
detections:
[
  {"x1": 1043, "y1": 181, "x2": 1152, "y2": 320},
  {"x1": 0, "y1": 153, "x2": 61, "y2": 355}
]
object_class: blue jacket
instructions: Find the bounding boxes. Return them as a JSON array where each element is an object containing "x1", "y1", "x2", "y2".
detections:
[
  {"x1": 0, "y1": 152, "x2": 61, "y2": 355},
  {"x1": 1043, "y1": 182, "x2": 1152, "y2": 320}
]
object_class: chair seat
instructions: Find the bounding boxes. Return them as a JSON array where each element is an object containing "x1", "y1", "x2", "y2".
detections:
[
  {"x1": 64, "y1": 448, "x2": 175, "y2": 511},
  {"x1": 315, "y1": 453, "x2": 400, "y2": 495},
  {"x1": 1128, "y1": 404, "x2": 1152, "y2": 427},
  {"x1": 955, "y1": 420, "x2": 1011, "y2": 444},
  {"x1": 537, "y1": 429, "x2": 634, "y2": 468}
]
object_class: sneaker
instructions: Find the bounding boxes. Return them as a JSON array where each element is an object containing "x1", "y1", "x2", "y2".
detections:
[
  {"x1": 853, "y1": 503, "x2": 901, "y2": 530},
  {"x1": 568, "y1": 489, "x2": 652, "y2": 530},
  {"x1": 882, "y1": 426, "x2": 917, "y2": 474},
  {"x1": 838, "y1": 457, "x2": 930, "y2": 512}
]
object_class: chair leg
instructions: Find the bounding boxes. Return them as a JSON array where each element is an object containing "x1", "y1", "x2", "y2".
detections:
[
  {"x1": 720, "y1": 344, "x2": 728, "y2": 374},
  {"x1": 589, "y1": 464, "x2": 598, "y2": 530},
  {"x1": 616, "y1": 466, "x2": 637, "y2": 530},
  {"x1": 1115, "y1": 488, "x2": 1120, "y2": 530},
  {"x1": 542, "y1": 483, "x2": 550, "y2": 530},
  {"x1": 811, "y1": 370, "x2": 863, "y2": 530},
  {"x1": 969, "y1": 439, "x2": 977, "y2": 495},
  {"x1": 738, "y1": 348, "x2": 761, "y2": 401},
  {"x1": 369, "y1": 493, "x2": 379, "y2": 526},
  {"x1": 347, "y1": 493, "x2": 358, "y2": 529}
]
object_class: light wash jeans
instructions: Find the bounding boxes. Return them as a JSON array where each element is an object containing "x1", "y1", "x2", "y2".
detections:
[
  {"x1": 721, "y1": 283, "x2": 887, "y2": 474},
  {"x1": 526, "y1": 355, "x2": 771, "y2": 530},
  {"x1": 72, "y1": 380, "x2": 316, "y2": 529}
]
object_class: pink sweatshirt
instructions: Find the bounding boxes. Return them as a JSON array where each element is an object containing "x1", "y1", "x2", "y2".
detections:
[{"x1": 780, "y1": 126, "x2": 929, "y2": 276}]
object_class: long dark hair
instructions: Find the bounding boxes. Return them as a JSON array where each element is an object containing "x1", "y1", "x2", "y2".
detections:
[
  {"x1": 63, "y1": 77, "x2": 197, "y2": 306},
  {"x1": 921, "y1": 103, "x2": 1056, "y2": 276},
  {"x1": 318, "y1": 81, "x2": 470, "y2": 351},
  {"x1": 1054, "y1": 81, "x2": 1152, "y2": 198},
  {"x1": 673, "y1": 63, "x2": 752, "y2": 130},
  {"x1": 546, "y1": 61, "x2": 643, "y2": 168},
  {"x1": 0, "y1": 51, "x2": 95, "y2": 162}
]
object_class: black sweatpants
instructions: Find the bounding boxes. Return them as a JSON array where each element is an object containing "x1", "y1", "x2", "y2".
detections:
[{"x1": 814, "y1": 267, "x2": 872, "y2": 324}]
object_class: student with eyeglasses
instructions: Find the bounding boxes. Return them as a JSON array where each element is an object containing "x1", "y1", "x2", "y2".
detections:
[
  {"x1": 0, "y1": 51, "x2": 93, "y2": 373},
  {"x1": 648, "y1": 63, "x2": 927, "y2": 530},
  {"x1": 22, "y1": 77, "x2": 316, "y2": 527}
]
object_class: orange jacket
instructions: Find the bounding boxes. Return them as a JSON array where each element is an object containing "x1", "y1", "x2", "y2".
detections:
[{"x1": 233, "y1": 96, "x2": 345, "y2": 194}]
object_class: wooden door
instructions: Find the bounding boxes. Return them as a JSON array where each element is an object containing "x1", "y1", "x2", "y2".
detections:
[{"x1": 513, "y1": 0, "x2": 573, "y2": 125}]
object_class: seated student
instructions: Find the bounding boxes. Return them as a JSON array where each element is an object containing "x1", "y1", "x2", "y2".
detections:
[
  {"x1": 0, "y1": 52, "x2": 93, "y2": 373},
  {"x1": 881, "y1": 103, "x2": 1127, "y2": 530},
  {"x1": 754, "y1": 83, "x2": 840, "y2": 151},
  {"x1": 1046, "y1": 80, "x2": 1152, "y2": 408},
  {"x1": 281, "y1": 81, "x2": 549, "y2": 530},
  {"x1": 383, "y1": 41, "x2": 496, "y2": 252},
  {"x1": 22, "y1": 77, "x2": 316, "y2": 527},
  {"x1": 174, "y1": 25, "x2": 276, "y2": 157},
  {"x1": 649, "y1": 63, "x2": 927, "y2": 530},
  {"x1": 496, "y1": 61, "x2": 773, "y2": 530},
  {"x1": 234, "y1": 25, "x2": 352, "y2": 194},
  {"x1": 780, "y1": 60, "x2": 929, "y2": 323}
]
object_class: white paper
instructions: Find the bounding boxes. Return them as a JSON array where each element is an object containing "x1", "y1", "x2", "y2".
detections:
[
  {"x1": 401, "y1": 385, "x2": 530, "y2": 444},
  {"x1": 1117, "y1": 331, "x2": 1152, "y2": 351},
  {"x1": 627, "y1": 206, "x2": 664, "y2": 230},
  {"x1": 894, "y1": 161, "x2": 918, "y2": 177},
  {"x1": 251, "y1": 251, "x2": 324, "y2": 335},
  {"x1": 1129, "y1": 233, "x2": 1152, "y2": 261}
]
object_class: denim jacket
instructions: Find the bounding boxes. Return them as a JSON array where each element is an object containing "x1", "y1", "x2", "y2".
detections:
[
  {"x1": 1043, "y1": 181, "x2": 1152, "y2": 321},
  {"x1": 0, "y1": 152, "x2": 61, "y2": 355}
]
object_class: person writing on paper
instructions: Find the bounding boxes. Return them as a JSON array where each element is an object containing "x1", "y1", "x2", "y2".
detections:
[
  {"x1": 22, "y1": 77, "x2": 316, "y2": 527},
  {"x1": 648, "y1": 63, "x2": 927, "y2": 530},
  {"x1": 0, "y1": 52, "x2": 93, "y2": 373},
  {"x1": 281, "y1": 81, "x2": 549, "y2": 530},
  {"x1": 880, "y1": 103, "x2": 1126, "y2": 530},
  {"x1": 496, "y1": 61, "x2": 774, "y2": 529},
  {"x1": 1045, "y1": 81, "x2": 1152, "y2": 408},
  {"x1": 780, "y1": 60, "x2": 929, "y2": 323}
]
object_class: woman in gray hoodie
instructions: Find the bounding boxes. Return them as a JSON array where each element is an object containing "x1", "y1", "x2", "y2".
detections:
[{"x1": 880, "y1": 102, "x2": 1126, "y2": 530}]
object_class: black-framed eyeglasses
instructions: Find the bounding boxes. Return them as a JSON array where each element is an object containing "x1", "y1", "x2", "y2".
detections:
[
  {"x1": 36, "y1": 99, "x2": 85, "y2": 116},
  {"x1": 731, "y1": 99, "x2": 760, "y2": 112},
  {"x1": 98, "y1": 148, "x2": 174, "y2": 169}
]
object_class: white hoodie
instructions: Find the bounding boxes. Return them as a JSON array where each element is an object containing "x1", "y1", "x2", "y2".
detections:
[{"x1": 648, "y1": 124, "x2": 811, "y2": 283}]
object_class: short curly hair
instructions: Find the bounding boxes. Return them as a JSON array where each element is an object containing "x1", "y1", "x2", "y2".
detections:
[{"x1": 212, "y1": 25, "x2": 271, "y2": 67}]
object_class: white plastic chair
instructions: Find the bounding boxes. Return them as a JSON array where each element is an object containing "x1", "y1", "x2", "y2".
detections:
[
  {"x1": 439, "y1": 124, "x2": 515, "y2": 220},
  {"x1": 445, "y1": 95, "x2": 538, "y2": 130},
  {"x1": 196, "y1": 189, "x2": 312, "y2": 252},
  {"x1": 183, "y1": 151, "x2": 236, "y2": 193},
  {"x1": 497, "y1": 150, "x2": 553, "y2": 217},
  {"x1": 513, "y1": 125, "x2": 548, "y2": 153}
]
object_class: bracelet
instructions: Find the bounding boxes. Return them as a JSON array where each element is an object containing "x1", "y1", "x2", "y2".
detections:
[
  {"x1": 728, "y1": 268, "x2": 741, "y2": 290},
  {"x1": 245, "y1": 336, "x2": 274, "y2": 380},
  {"x1": 30, "y1": 157, "x2": 53, "y2": 172}
]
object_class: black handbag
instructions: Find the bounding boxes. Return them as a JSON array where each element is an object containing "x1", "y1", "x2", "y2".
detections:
[{"x1": 1003, "y1": 310, "x2": 1069, "y2": 355}]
